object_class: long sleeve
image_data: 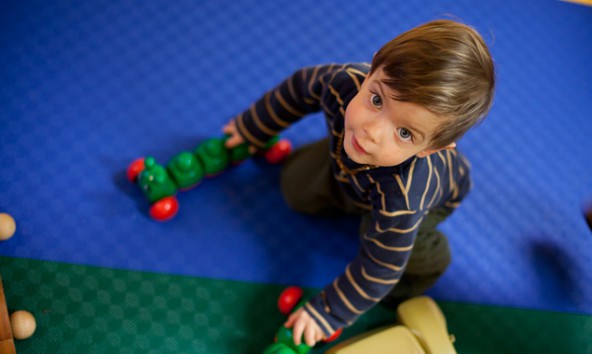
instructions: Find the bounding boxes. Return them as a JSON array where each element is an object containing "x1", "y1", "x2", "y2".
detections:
[
  {"x1": 305, "y1": 152, "x2": 472, "y2": 335},
  {"x1": 305, "y1": 163, "x2": 423, "y2": 334},
  {"x1": 234, "y1": 64, "x2": 347, "y2": 148}
]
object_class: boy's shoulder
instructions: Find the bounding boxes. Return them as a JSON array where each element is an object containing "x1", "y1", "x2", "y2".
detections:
[
  {"x1": 319, "y1": 63, "x2": 371, "y2": 104},
  {"x1": 322, "y1": 62, "x2": 371, "y2": 84},
  {"x1": 371, "y1": 150, "x2": 471, "y2": 206}
]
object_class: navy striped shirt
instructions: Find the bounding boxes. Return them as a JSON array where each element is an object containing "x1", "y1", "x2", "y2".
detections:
[{"x1": 235, "y1": 63, "x2": 471, "y2": 335}]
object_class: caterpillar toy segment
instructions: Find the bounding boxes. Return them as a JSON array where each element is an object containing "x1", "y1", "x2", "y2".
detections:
[
  {"x1": 272, "y1": 326, "x2": 311, "y2": 354},
  {"x1": 265, "y1": 139, "x2": 292, "y2": 165},
  {"x1": 167, "y1": 152, "x2": 205, "y2": 190},
  {"x1": 149, "y1": 196, "x2": 179, "y2": 221},
  {"x1": 323, "y1": 329, "x2": 343, "y2": 343},
  {"x1": 263, "y1": 286, "x2": 342, "y2": 354},
  {"x1": 194, "y1": 137, "x2": 231, "y2": 177},
  {"x1": 229, "y1": 142, "x2": 252, "y2": 165},
  {"x1": 126, "y1": 158, "x2": 146, "y2": 182},
  {"x1": 138, "y1": 157, "x2": 178, "y2": 203},
  {"x1": 262, "y1": 343, "x2": 298, "y2": 354},
  {"x1": 278, "y1": 286, "x2": 304, "y2": 315},
  {"x1": 128, "y1": 136, "x2": 290, "y2": 221}
]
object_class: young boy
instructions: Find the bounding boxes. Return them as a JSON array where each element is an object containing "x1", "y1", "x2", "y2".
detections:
[{"x1": 223, "y1": 19, "x2": 495, "y2": 346}]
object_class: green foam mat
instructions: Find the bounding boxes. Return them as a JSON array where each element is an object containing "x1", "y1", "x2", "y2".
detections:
[{"x1": 1, "y1": 257, "x2": 590, "y2": 353}]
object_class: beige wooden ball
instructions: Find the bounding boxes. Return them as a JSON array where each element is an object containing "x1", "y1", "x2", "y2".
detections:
[
  {"x1": 10, "y1": 310, "x2": 36, "y2": 340},
  {"x1": 0, "y1": 213, "x2": 16, "y2": 241}
]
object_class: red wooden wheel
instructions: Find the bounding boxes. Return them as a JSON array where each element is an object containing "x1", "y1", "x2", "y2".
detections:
[
  {"x1": 149, "y1": 196, "x2": 179, "y2": 221},
  {"x1": 127, "y1": 158, "x2": 145, "y2": 182}
]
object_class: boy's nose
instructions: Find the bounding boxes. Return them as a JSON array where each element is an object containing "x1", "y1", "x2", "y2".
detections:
[{"x1": 362, "y1": 116, "x2": 383, "y2": 143}]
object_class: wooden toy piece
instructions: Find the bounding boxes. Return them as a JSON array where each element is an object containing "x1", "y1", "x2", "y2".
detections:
[
  {"x1": 264, "y1": 139, "x2": 292, "y2": 165},
  {"x1": 0, "y1": 275, "x2": 17, "y2": 354},
  {"x1": 167, "y1": 152, "x2": 205, "y2": 190},
  {"x1": 269, "y1": 326, "x2": 312, "y2": 354},
  {"x1": 9, "y1": 311, "x2": 36, "y2": 340},
  {"x1": 397, "y1": 296, "x2": 456, "y2": 354},
  {"x1": 149, "y1": 196, "x2": 179, "y2": 221},
  {"x1": 263, "y1": 343, "x2": 298, "y2": 354},
  {"x1": 326, "y1": 325, "x2": 425, "y2": 354},
  {"x1": 126, "y1": 158, "x2": 146, "y2": 182},
  {"x1": 229, "y1": 142, "x2": 252, "y2": 165},
  {"x1": 263, "y1": 287, "x2": 343, "y2": 354},
  {"x1": 194, "y1": 138, "x2": 230, "y2": 177},
  {"x1": 263, "y1": 287, "x2": 311, "y2": 354},
  {"x1": 127, "y1": 135, "x2": 291, "y2": 222},
  {"x1": 137, "y1": 157, "x2": 178, "y2": 203},
  {"x1": 278, "y1": 286, "x2": 304, "y2": 315},
  {"x1": 326, "y1": 296, "x2": 455, "y2": 354},
  {"x1": 0, "y1": 213, "x2": 16, "y2": 241}
]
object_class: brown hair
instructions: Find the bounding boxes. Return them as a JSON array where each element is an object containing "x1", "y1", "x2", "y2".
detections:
[{"x1": 371, "y1": 19, "x2": 495, "y2": 149}]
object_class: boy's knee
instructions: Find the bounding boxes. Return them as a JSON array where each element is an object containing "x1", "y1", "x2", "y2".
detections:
[
  {"x1": 280, "y1": 176, "x2": 308, "y2": 213},
  {"x1": 407, "y1": 231, "x2": 451, "y2": 274}
]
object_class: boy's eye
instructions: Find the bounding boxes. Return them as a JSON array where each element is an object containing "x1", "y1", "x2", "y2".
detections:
[
  {"x1": 398, "y1": 128, "x2": 412, "y2": 142},
  {"x1": 371, "y1": 93, "x2": 382, "y2": 107}
]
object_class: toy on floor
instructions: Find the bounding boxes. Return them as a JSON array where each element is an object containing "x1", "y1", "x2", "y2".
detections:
[
  {"x1": 0, "y1": 275, "x2": 36, "y2": 354},
  {"x1": 9, "y1": 310, "x2": 36, "y2": 340},
  {"x1": 127, "y1": 135, "x2": 292, "y2": 221},
  {"x1": 0, "y1": 213, "x2": 16, "y2": 241},
  {"x1": 326, "y1": 296, "x2": 456, "y2": 354},
  {"x1": 263, "y1": 286, "x2": 342, "y2": 354}
]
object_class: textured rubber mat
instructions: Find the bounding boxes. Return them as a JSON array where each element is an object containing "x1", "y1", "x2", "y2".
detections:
[
  {"x1": 0, "y1": 0, "x2": 591, "y2": 320},
  {"x1": 2, "y1": 257, "x2": 591, "y2": 354},
  {"x1": 0, "y1": 257, "x2": 398, "y2": 354}
]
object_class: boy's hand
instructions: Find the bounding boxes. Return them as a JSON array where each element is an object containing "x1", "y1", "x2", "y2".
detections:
[
  {"x1": 284, "y1": 307, "x2": 324, "y2": 347},
  {"x1": 222, "y1": 120, "x2": 246, "y2": 149}
]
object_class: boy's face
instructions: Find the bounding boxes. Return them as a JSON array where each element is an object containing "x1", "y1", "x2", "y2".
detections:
[{"x1": 344, "y1": 67, "x2": 451, "y2": 167}]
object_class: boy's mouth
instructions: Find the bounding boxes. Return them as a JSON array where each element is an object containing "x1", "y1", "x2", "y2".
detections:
[{"x1": 352, "y1": 135, "x2": 368, "y2": 155}]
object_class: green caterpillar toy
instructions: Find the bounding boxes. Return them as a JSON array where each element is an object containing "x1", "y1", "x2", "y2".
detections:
[
  {"x1": 127, "y1": 136, "x2": 291, "y2": 221},
  {"x1": 263, "y1": 286, "x2": 342, "y2": 354}
]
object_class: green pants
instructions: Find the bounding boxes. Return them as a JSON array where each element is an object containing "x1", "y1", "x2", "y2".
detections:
[{"x1": 280, "y1": 138, "x2": 452, "y2": 306}]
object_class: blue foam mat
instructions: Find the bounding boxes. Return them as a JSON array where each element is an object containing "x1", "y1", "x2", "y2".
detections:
[{"x1": 1, "y1": 0, "x2": 591, "y2": 315}]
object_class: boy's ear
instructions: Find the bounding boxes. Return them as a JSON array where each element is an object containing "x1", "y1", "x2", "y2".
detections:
[{"x1": 416, "y1": 142, "x2": 456, "y2": 158}]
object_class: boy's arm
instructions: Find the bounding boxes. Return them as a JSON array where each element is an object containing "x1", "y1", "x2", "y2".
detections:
[
  {"x1": 303, "y1": 171, "x2": 427, "y2": 336},
  {"x1": 231, "y1": 64, "x2": 344, "y2": 148},
  {"x1": 304, "y1": 153, "x2": 471, "y2": 335},
  {"x1": 304, "y1": 212, "x2": 421, "y2": 335}
]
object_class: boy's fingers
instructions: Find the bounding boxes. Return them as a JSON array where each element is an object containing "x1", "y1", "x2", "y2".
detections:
[
  {"x1": 224, "y1": 135, "x2": 243, "y2": 148},
  {"x1": 223, "y1": 120, "x2": 235, "y2": 129},
  {"x1": 292, "y1": 321, "x2": 304, "y2": 346},
  {"x1": 304, "y1": 327, "x2": 317, "y2": 347},
  {"x1": 224, "y1": 136, "x2": 235, "y2": 148},
  {"x1": 316, "y1": 331, "x2": 323, "y2": 343},
  {"x1": 284, "y1": 313, "x2": 296, "y2": 328}
]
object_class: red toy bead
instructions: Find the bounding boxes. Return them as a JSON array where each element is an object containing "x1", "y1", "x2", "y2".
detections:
[
  {"x1": 149, "y1": 196, "x2": 179, "y2": 221},
  {"x1": 265, "y1": 139, "x2": 292, "y2": 165},
  {"x1": 127, "y1": 158, "x2": 146, "y2": 182},
  {"x1": 323, "y1": 328, "x2": 343, "y2": 343},
  {"x1": 278, "y1": 286, "x2": 303, "y2": 315}
]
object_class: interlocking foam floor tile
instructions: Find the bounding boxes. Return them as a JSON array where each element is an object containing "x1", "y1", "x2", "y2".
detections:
[
  {"x1": 2, "y1": 257, "x2": 591, "y2": 354},
  {"x1": 0, "y1": 0, "x2": 591, "y2": 319}
]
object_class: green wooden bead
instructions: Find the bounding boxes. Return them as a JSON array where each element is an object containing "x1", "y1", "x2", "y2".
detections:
[
  {"x1": 275, "y1": 326, "x2": 311, "y2": 354},
  {"x1": 137, "y1": 157, "x2": 177, "y2": 203},
  {"x1": 194, "y1": 138, "x2": 230, "y2": 176},
  {"x1": 229, "y1": 143, "x2": 251, "y2": 163},
  {"x1": 167, "y1": 152, "x2": 204, "y2": 189},
  {"x1": 262, "y1": 342, "x2": 298, "y2": 354},
  {"x1": 264, "y1": 136, "x2": 280, "y2": 150}
]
